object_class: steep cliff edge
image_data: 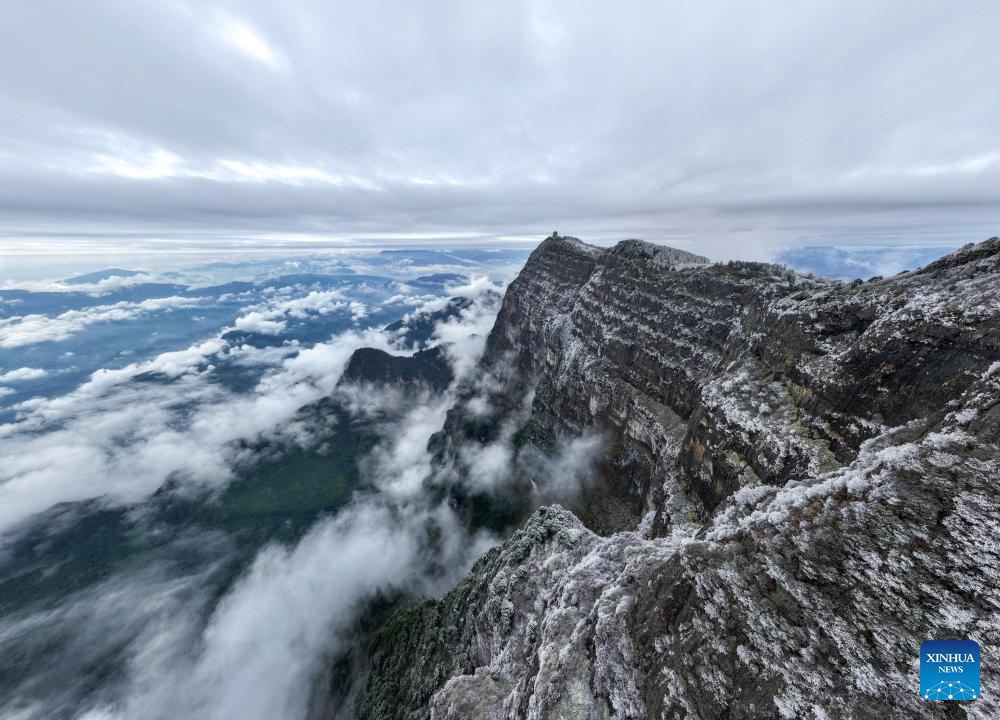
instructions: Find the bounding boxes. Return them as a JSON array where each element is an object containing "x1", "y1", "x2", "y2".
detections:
[{"x1": 332, "y1": 235, "x2": 1000, "y2": 719}]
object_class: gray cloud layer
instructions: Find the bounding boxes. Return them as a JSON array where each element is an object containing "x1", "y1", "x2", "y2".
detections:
[{"x1": 1, "y1": 1, "x2": 999, "y2": 257}]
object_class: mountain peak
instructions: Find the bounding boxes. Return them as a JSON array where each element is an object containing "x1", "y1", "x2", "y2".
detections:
[
  {"x1": 340, "y1": 233, "x2": 1000, "y2": 720},
  {"x1": 609, "y1": 238, "x2": 711, "y2": 268},
  {"x1": 535, "y1": 231, "x2": 603, "y2": 257}
]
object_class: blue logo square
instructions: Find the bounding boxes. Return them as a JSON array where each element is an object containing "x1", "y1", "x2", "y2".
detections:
[{"x1": 921, "y1": 640, "x2": 980, "y2": 701}]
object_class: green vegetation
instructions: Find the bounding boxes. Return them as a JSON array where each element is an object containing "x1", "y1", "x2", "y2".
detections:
[{"x1": 0, "y1": 404, "x2": 378, "y2": 617}]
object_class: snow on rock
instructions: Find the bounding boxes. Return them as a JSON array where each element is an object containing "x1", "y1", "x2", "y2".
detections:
[{"x1": 333, "y1": 236, "x2": 1000, "y2": 720}]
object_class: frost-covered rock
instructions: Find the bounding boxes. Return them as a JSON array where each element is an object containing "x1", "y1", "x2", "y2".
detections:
[{"x1": 329, "y1": 236, "x2": 1000, "y2": 719}]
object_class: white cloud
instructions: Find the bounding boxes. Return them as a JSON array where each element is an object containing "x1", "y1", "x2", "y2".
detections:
[
  {"x1": 86, "y1": 148, "x2": 364, "y2": 188},
  {"x1": 533, "y1": 432, "x2": 606, "y2": 501},
  {"x1": 282, "y1": 289, "x2": 346, "y2": 317},
  {"x1": 0, "y1": 296, "x2": 203, "y2": 348},
  {"x1": 338, "y1": 383, "x2": 454, "y2": 499},
  {"x1": 460, "y1": 438, "x2": 514, "y2": 492},
  {"x1": 90, "y1": 147, "x2": 182, "y2": 180},
  {"x1": 218, "y1": 18, "x2": 280, "y2": 66},
  {"x1": 445, "y1": 274, "x2": 503, "y2": 299},
  {"x1": 0, "y1": 326, "x2": 390, "y2": 532},
  {"x1": 0, "y1": 366, "x2": 48, "y2": 382},
  {"x1": 69, "y1": 501, "x2": 489, "y2": 720},
  {"x1": 430, "y1": 277, "x2": 505, "y2": 380},
  {"x1": 0, "y1": 540, "x2": 229, "y2": 720},
  {"x1": 131, "y1": 504, "x2": 419, "y2": 720},
  {"x1": 234, "y1": 311, "x2": 287, "y2": 335},
  {"x1": 144, "y1": 338, "x2": 228, "y2": 377},
  {"x1": 0, "y1": 274, "x2": 512, "y2": 719},
  {"x1": 348, "y1": 301, "x2": 367, "y2": 322},
  {"x1": 230, "y1": 288, "x2": 349, "y2": 336},
  {"x1": 216, "y1": 160, "x2": 361, "y2": 186},
  {"x1": 0, "y1": 274, "x2": 156, "y2": 293}
]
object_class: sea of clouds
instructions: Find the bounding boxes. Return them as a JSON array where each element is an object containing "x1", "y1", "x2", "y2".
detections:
[{"x1": 0, "y1": 249, "x2": 609, "y2": 720}]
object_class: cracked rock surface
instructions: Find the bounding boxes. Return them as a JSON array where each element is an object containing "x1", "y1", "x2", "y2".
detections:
[{"x1": 332, "y1": 235, "x2": 1000, "y2": 719}]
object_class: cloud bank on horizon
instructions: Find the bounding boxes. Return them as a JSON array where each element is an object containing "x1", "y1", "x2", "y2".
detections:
[{"x1": 0, "y1": 0, "x2": 998, "y2": 258}]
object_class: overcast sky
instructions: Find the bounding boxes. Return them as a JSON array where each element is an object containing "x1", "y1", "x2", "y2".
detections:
[{"x1": 1, "y1": 0, "x2": 998, "y2": 260}]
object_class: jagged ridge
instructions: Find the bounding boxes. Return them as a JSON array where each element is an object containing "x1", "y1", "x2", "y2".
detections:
[{"x1": 331, "y1": 235, "x2": 1000, "y2": 719}]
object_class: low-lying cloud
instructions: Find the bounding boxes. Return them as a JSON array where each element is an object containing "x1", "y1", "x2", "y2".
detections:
[
  {"x1": 0, "y1": 367, "x2": 47, "y2": 382},
  {"x1": 105, "y1": 503, "x2": 423, "y2": 720},
  {"x1": 0, "y1": 273, "x2": 511, "y2": 720},
  {"x1": 0, "y1": 295, "x2": 204, "y2": 348},
  {"x1": 0, "y1": 327, "x2": 388, "y2": 532}
]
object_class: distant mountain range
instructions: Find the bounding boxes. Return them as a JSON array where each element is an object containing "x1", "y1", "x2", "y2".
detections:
[{"x1": 62, "y1": 267, "x2": 149, "y2": 284}]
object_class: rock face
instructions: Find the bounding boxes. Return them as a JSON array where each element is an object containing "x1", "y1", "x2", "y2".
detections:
[
  {"x1": 333, "y1": 235, "x2": 1000, "y2": 719},
  {"x1": 341, "y1": 346, "x2": 453, "y2": 392},
  {"x1": 339, "y1": 291, "x2": 503, "y2": 394}
]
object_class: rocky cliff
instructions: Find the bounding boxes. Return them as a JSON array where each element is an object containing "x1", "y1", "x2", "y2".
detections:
[{"x1": 330, "y1": 234, "x2": 1000, "y2": 719}]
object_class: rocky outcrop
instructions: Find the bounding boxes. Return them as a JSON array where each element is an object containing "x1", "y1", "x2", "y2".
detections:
[
  {"x1": 341, "y1": 346, "x2": 453, "y2": 392},
  {"x1": 438, "y1": 234, "x2": 1000, "y2": 534},
  {"x1": 339, "y1": 291, "x2": 501, "y2": 394},
  {"x1": 329, "y1": 235, "x2": 1000, "y2": 719}
]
